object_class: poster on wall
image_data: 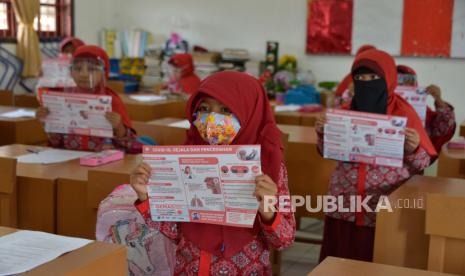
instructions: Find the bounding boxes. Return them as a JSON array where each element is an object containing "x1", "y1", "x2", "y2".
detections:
[{"x1": 306, "y1": 0, "x2": 465, "y2": 58}]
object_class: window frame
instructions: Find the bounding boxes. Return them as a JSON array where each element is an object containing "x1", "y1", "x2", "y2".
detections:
[{"x1": 0, "y1": 0, "x2": 74, "y2": 43}]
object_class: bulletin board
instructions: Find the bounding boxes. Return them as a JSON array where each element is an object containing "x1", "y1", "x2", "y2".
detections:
[{"x1": 306, "y1": 0, "x2": 465, "y2": 58}]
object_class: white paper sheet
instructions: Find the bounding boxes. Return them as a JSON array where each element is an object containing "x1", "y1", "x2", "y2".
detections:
[
  {"x1": 129, "y1": 95, "x2": 167, "y2": 102},
  {"x1": 0, "y1": 109, "x2": 36, "y2": 118},
  {"x1": 168, "y1": 120, "x2": 190, "y2": 129},
  {"x1": 0, "y1": 230, "x2": 92, "y2": 275},
  {"x1": 274, "y1": 105, "x2": 301, "y2": 113},
  {"x1": 17, "y1": 149, "x2": 92, "y2": 164},
  {"x1": 324, "y1": 109, "x2": 407, "y2": 168},
  {"x1": 144, "y1": 145, "x2": 261, "y2": 227}
]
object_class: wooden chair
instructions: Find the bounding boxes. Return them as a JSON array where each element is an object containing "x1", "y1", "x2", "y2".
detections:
[
  {"x1": 426, "y1": 193, "x2": 465, "y2": 274},
  {"x1": 0, "y1": 157, "x2": 17, "y2": 227},
  {"x1": 0, "y1": 90, "x2": 14, "y2": 106}
]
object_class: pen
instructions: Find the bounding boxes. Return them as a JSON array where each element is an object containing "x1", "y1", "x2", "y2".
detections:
[{"x1": 26, "y1": 148, "x2": 41, "y2": 154}]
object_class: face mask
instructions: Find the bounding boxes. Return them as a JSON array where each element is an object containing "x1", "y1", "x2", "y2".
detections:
[
  {"x1": 194, "y1": 112, "x2": 241, "y2": 145},
  {"x1": 351, "y1": 78, "x2": 388, "y2": 115}
]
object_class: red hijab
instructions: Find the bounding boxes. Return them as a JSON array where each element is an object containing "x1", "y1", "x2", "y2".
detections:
[
  {"x1": 397, "y1": 64, "x2": 455, "y2": 153},
  {"x1": 181, "y1": 71, "x2": 284, "y2": 258},
  {"x1": 60, "y1": 37, "x2": 85, "y2": 53},
  {"x1": 347, "y1": 50, "x2": 437, "y2": 157},
  {"x1": 169, "y1": 54, "x2": 201, "y2": 94},
  {"x1": 335, "y1": 45, "x2": 377, "y2": 97},
  {"x1": 72, "y1": 45, "x2": 132, "y2": 129}
]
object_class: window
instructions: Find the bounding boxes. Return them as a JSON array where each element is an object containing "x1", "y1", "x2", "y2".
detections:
[{"x1": 0, "y1": 0, "x2": 73, "y2": 41}]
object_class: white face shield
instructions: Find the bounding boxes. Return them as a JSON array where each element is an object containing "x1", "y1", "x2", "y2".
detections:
[{"x1": 67, "y1": 57, "x2": 106, "y2": 94}]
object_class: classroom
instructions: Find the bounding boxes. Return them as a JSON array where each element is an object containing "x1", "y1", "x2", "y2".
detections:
[{"x1": 0, "y1": 0, "x2": 465, "y2": 275}]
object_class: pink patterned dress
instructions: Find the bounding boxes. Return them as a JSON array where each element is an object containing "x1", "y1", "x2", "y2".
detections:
[{"x1": 135, "y1": 163, "x2": 296, "y2": 275}]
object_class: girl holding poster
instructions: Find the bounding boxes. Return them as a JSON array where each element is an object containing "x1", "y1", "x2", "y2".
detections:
[
  {"x1": 315, "y1": 49, "x2": 437, "y2": 262},
  {"x1": 36, "y1": 46, "x2": 140, "y2": 153},
  {"x1": 397, "y1": 65, "x2": 456, "y2": 154},
  {"x1": 130, "y1": 71, "x2": 296, "y2": 275}
]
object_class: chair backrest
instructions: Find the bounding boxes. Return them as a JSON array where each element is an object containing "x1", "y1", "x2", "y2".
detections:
[
  {"x1": 0, "y1": 157, "x2": 17, "y2": 227},
  {"x1": 0, "y1": 58, "x2": 16, "y2": 90}
]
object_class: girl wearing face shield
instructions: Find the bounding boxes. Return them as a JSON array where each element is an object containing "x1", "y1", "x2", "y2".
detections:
[
  {"x1": 36, "y1": 46, "x2": 140, "y2": 153},
  {"x1": 315, "y1": 49, "x2": 437, "y2": 262},
  {"x1": 397, "y1": 65, "x2": 456, "y2": 154}
]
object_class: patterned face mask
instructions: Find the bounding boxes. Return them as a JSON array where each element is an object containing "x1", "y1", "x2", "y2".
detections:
[{"x1": 193, "y1": 112, "x2": 241, "y2": 145}]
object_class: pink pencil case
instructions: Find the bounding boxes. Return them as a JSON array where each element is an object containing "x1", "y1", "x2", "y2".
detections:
[
  {"x1": 447, "y1": 137, "x2": 465, "y2": 149},
  {"x1": 80, "y1": 150, "x2": 124, "y2": 167}
]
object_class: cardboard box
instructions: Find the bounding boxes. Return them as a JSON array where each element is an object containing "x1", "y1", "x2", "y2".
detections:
[{"x1": 0, "y1": 226, "x2": 127, "y2": 275}]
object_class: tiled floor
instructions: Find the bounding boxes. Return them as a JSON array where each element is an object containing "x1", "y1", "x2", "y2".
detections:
[{"x1": 280, "y1": 217, "x2": 324, "y2": 275}]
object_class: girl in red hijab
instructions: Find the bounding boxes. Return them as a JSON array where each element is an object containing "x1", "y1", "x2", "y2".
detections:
[
  {"x1": 131, "y1": 71, "x2": 295, "y2": 275},
  {"x1": 334, "y1": 45, "x2": 376, "y2": 108},
  {"x1": 397, "y1": 65, "x2": 456, "y2": 154},
  {"x1": 315, "y1": 49, "x2": 436, "y2": 262},
  {"x1": 60, "y1": 37, "x2": 85, "y2": 55},
  {"x1": 36, "y1": 45, "x2": 140, "y2": 153},
  {"x1": 166, "y1": 53, "x2": 201, "y2": 95}
]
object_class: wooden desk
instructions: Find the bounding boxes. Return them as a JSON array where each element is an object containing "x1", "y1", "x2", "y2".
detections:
[
  {"x1": 374, "y1": 175, "x2": 465, "y2": 272},
  {"x1": 14, "y1": 93, "x2": 40, "y2": 108},
  {"x1": 0, "y1": 227, "x2": 127, "y2": 275},
  {"x1": 309, "y1": 257, "x2": 454, "y2": 276},
  {"x1": 134, "y1": 118, "x2": 336, "y2": 226},
  {"x1": 0, "y1": 144, "x2": 140, "y2": 239},
  {"x1": 425, "y1": 192, "x2": 465, "y2": 274},
  {"x1": 121, "y1": 94, "x2": 186, "y2": 122},
  {"x1": 107, "y1": 80, "x2": 126, "y2": 94},
  {"x1": 460, "y1": 120, "x2": 465, "y2": 137},
  {"x1": 437, "y1": 145, "x2": 465, "y2": 179},
  {"x1": 274, "y1": 111, "x2": 322, "y2": 127},
  {"x1": 0, "y1": 90, "x2": 14, "y2": 106},
  {"x1": 0, "y1": 106, "x2": 47, "y2": 146}
]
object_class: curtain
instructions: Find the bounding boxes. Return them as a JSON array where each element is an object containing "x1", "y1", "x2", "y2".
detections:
[{"x1": 12, "y1": 0, "x2": 41, "y2": 77}]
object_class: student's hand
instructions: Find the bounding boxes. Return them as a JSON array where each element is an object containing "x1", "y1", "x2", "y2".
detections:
[
  {"x1": 254, "y1": 174, "x2": 278, "y2": 223},
  {"x1": 426, "y1": 85, "x2": 446, "y2": 107},
  {"x1": 35, "y1": 106, "x2": 49, "y2": 122},
  {"x1": 105, "y1": 112, "x2": 126, "y2": 138},
  {"x1": 315, "y1": 113, "x2": 327, "y2": 134},
  {"x1": 348, "y1": 83, "x2": 355, "y2": 98},
  {"x1": 404, "y1": 128, "x2": 420, "y2": 154},
  {"x1": 130, "y1": 162, "x2": 152, "y2": 201}
]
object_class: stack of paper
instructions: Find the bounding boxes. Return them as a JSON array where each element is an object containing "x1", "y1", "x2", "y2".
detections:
[
  {"x1": 17, "y1": 149, "x2": 92, "y2": 165},
  {"x1": 0, "y1": 230, "x2": 91, "y2": 275},
  {"x1": 129, "y1": 95, "x2": 167, "y2": 102},
  {"x1": 0, "y1": 109, "x2": 36, "y2": 118}
]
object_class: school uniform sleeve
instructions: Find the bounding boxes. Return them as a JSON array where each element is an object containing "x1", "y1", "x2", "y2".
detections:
[
  {"x1": 404, "y1": 146, "x2": 431, "y2": 174},
  {"x1": 47, "y1": 133, "x2": 64, "y2": 148},
  {"x1": 316, "y1": 130, "x2": 324, "y2": 157},
  {"x1": 429, "y1": 101, "x2": 456, "y2": 139},
  {"x1": 259, "y1": 163, "x2": 296, "y2": 250},
  {"x1": 112, "y1": 127, "x2": 142, "y2": 153},
  {"x1": 134, "y1": 199, "x2": 181, "y2": 243}
]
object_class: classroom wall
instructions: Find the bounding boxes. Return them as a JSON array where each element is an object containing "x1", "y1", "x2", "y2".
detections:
[{"x1": 110, "y1": 0, "x2": 465, "y2": 134}]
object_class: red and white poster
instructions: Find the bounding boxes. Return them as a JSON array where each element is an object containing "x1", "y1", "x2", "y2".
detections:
[
  {"x1": 39, "y1": 89, "x2": 113, "y2": 138},
  {"x1": 37, "y1": 56, "x2": 76, "y2": 90},
  {"x1": 324, "y1": 109, "x2": 407, "y2": 168},
  {"x1": 395, "y1": 86, "x2": 428, "y2": 125},
  {"x1": 143, "y1": 145, "x2": 261, "y2": 228}
]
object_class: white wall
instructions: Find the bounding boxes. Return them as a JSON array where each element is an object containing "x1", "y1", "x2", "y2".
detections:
[
  {"x1": 74, "y1": 0, "x2": 115, "y2": 45},
  {"x1": 110, "y1": 0, "x2": 465, "y2": 132}
]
